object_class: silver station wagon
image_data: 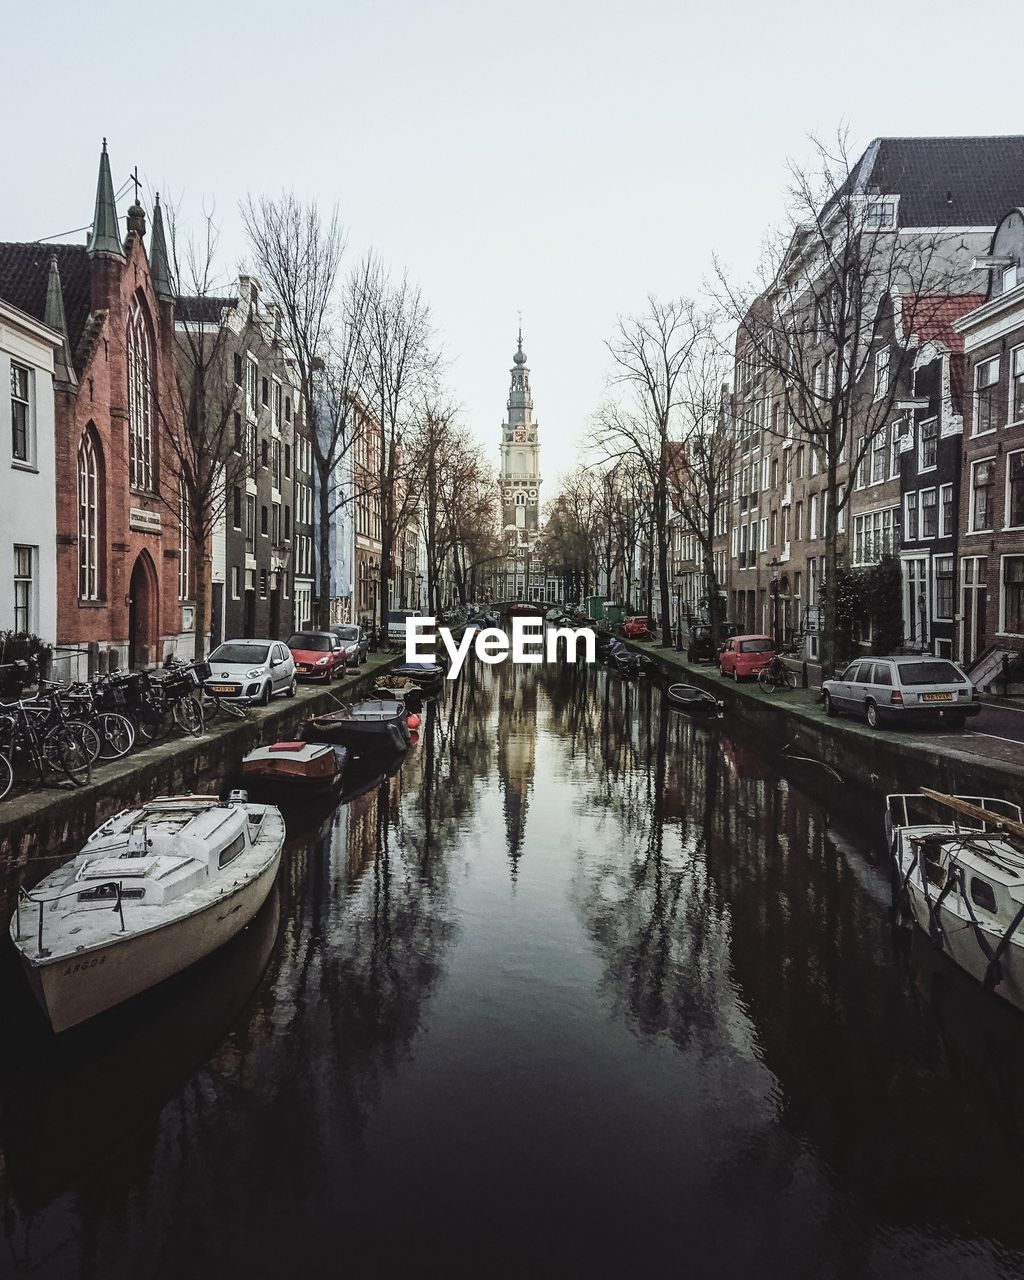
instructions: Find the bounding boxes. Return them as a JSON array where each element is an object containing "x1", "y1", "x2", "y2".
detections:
[{"x1": 821, "y1": 656, "x2": 980, "y2": 730}]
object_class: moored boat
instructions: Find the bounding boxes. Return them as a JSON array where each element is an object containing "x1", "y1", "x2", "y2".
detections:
[
  {"x1": 10, "y1": 793, "x2": 284, "y2": 1033},
  {"x1": 888, "y1": 788, "x2": 1024, "y2": 1012},
  {"x1": 303, "y1": 699, "x2": 410, "y2": 754},
  {"x1": 666, "y1": 683, "x2": 723, "y2": 716},
  {"x1": 241, "y1": 741, "x2": 347, "y2": 797}
]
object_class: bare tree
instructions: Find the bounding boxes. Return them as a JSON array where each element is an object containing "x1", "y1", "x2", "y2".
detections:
[
  {"x1": 714, "y1": 130, "x2": 973, "y2": 671},
  {"x1": 242, "y1": 192, "x2": 357, "y2": 628},
  {"x1": 151, "y1": 203, "x2": 249, "y2": 660},
  {"x1": 593, "y1": 298, "x2": 709, "y2": 642},
  {"x1": 670, "y1": 329, "x2": 734, "y2": 646},
  {"x1": 363, "y1": 265, "x2": 437, "y2": 629}
]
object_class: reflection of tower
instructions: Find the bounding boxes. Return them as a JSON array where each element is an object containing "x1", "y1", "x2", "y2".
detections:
[
  {"x1": 496, "y1": 664, "x2": 538, "y2": 880},
  {"x1": 498, "y1": 329, "x2": 542, "y2": 599}
]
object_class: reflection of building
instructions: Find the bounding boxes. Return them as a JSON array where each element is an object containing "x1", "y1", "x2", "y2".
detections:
[
  {"x1": 496, "y1": 663, "x2": 538, "y2": 877},
  {"x1": 496, "y1": 331, "x2": 556, "y2": 601}
]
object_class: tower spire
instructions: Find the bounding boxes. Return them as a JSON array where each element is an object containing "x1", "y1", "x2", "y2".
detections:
[
  {"x1": 87, "y1": 138, "x2": 124, "y2": 260},
  {"x1": 149, "y1": 193, "x2": 174, "y2": 302},
  {"x1": 44, "y1": 254, "x2": 77, "y2": 388}
]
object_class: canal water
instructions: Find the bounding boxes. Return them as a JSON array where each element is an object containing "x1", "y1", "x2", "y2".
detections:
[{"x1": 2, "y1": 657, "x2": 1024, "y2": 1278}]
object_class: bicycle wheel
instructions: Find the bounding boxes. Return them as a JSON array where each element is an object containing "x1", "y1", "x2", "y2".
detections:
[
  {"x1": 0, "y1": 751, "x2": 12, "y2": 801},
  {"x1": 215, "y1": 696, "x2": 249, "y2": 721},
  {"x1": 136, "y1": 704, "x2": 170, "y2": 743},
  {"x1": 173, "y1": 696, "x2": 204, "y2": 737},
  {"x1": 757, "y1": 667, "x2": 777, "y2": 694},
  {"x1": 45, "y1": 724, "x2": 93, "y2": 786},
  {"x1": 97, "y1": 711, "x2": 136, "y2": 760},
  {"x1": 200, "y1": 693, "x2": 221, "y2": 726},
  {"x1": 785, "y1": 668, "x2": 799, "y2": 690}
]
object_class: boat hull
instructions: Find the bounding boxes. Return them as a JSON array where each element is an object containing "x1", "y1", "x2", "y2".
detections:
[
  {"x1": 904, "y1": 882, "x2": 1024, "y2": 1014},
  {"x1": 21, "y1": 849, "x2": 282, "y2": 1034},
  {"x1": 304, "y1": 716, "x2": 408, "y2": 754}
]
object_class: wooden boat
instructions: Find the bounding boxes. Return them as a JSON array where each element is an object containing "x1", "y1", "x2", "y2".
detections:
[
  {"x1": 390, "y1": 660, "x2": 444, "y2": 687},
  {"x1": 666, "y1": 683, "x2": 723, "y2": 715},
  {"x1": 303, "y1": 698, "x2": 410, "y2": 753},
  {"x1": 241, "y1": 741, "x2": 347, "y2": 797},
  {"x1": 887, "y1": 789, "x2": 1024, "y2": 1012},
  {"x1": 10, "y1": 793, "x2": 284, "y2": 1033}
]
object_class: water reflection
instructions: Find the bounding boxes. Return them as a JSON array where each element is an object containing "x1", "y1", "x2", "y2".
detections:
[{"x1": 2, "y1": 659, "x2": 1024, "y2": 1276}]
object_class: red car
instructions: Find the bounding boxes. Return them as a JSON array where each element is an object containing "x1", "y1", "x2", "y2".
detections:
[
  {"x1": 719, "y1": 634, "x2": 775, "y2": 681},
  {"x1": 287, "y1": 631, "x2": 347, "y2": 683},
  {"x1": 622, "y1": 615, "x2": 656, "y2": 640}
]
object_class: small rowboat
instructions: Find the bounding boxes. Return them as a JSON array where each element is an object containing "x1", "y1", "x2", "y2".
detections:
[
  {"x1": 666, "y1": 683, "x2": 723, "y2": 715},
  {"x1": 303, "y1": 699, "x2": 410, "y2": 754},
  {"x1": 241, "y1": 741, "x2": 347, "y2": 798}
]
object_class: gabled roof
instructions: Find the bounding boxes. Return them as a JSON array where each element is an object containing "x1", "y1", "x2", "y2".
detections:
[
  {"x1": 0, "y1": 242, "x2": 93, "y2": 374},
  {"x1": 854, "y1": 136, "x2": 1024, "y2": 228},
  {"x1": 901, "y1": 294, "x2": 987, "y2": 352}
]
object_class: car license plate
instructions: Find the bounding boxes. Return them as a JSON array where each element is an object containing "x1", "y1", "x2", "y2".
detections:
[
  {"x1": 298, "y1": 664, "x2": 311, "y2": 673},
  {"x1": 921, "y1": 692, "x2": 953, "y2": 702},
  {"x1": 208, "y1": 684, "x2": 235, "y2": 695}
]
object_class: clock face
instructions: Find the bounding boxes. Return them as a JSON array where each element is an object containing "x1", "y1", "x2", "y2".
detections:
[{"x1": 513, "y1": 430, "x2": 527, "y2": 443}]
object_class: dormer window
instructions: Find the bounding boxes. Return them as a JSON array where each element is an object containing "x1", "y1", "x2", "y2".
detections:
[
  {"x1": 865, "y1": 199, "x2": 896, "y2": 231},
  {"x1": 1002, "y1": 264, "x2": 1019, "y2": 294}
]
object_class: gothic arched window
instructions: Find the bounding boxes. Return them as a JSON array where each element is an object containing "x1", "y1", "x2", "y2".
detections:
[
  {"x1": 78, "y1": 429, "x2": 102, "y2": 599},
  {"x1": 127, "y1": 297, "x2": 154, "y2": 490}
]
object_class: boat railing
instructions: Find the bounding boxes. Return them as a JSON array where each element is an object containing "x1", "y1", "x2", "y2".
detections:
[
  {"x1": 15, "y1": 879, "x2": 129, "y2": 957},
  {"x1": 887, "y1": 793, "x2": 1023, "y2": 833}
]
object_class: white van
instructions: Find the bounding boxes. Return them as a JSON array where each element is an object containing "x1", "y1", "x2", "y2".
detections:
[{"x1": 386, "y1": 608, "x2": 422, "y2": 647}]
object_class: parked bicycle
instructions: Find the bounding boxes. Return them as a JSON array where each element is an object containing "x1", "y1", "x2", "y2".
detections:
[
  {"x1": 0, "y1": 692, "x2": 95, "y2": 799},
  {"x1": 757, "y1": 654, "x2": 799, "y2": 694}
]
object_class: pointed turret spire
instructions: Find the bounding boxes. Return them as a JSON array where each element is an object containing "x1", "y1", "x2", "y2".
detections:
[
  {"x1": 149, "y1": 193, "x2": 174, "y2": 302},
  {"x1": 44, "y1": 254, "x2": 77, "y2": 388},
  {"x1": 87, "y1": 139, "x2": 124, "y2": 260}
]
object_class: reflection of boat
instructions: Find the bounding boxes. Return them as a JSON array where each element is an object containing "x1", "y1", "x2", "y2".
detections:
[
  {"x1": 666, "y1": 683, "x2": 723, "y2": 716},
  {"x1": 0, "y1": 884, "x2": 281, "y2": 1211},
  {"x1": 303, "y1": 699, "x2": 409, "y2": 754},
  {"x1": 340, "y1": 747, "x2": 408, "y2": 803},
  {"x1": 888, "y1": 789, "x2": 1024, "y2": 1012},
  {"x1": 10, "y1": 794, "x2": 284, "y2": 1033},
  {"x1": 241, "y1": 741, "x2": 347, "y2": 797}
]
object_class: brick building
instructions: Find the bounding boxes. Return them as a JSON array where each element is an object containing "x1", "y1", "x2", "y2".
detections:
[
  {"x1": 0, "y1": 142, "x2": 192, "y2": 675},
  {"x1": 952, "y1": 207, "x2": 1024, "y2": 688}
]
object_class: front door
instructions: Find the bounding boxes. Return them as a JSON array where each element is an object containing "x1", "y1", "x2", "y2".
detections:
[
  {"x1": 903, "y1": 556, "x2": 929, "y2": 650},
  {"x1": 244, "y1": 590, "x2": 256, "y2": 639},
  {"x1": 960, "y1": 556, "x2": 988, "y2": 666}
]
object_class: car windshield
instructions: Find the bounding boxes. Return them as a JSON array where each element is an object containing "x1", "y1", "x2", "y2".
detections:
[
  {"x1": 898, "y1": 661, "x2": 963, "y2": 686},
  {"x1": 289, "y1": 633, "x2": 332, "y2": 652},
  {"x1": 210, "y1": 643, "x2": 269, "y2": 664},
  {"x1": 740, "y1": 639, "x2": 772, "y2": 653},
  {"x1": 334, "y1": 627, "x2": 359, "y2": 641},
  {"x1": 389, "y1": 610, "x2": 416, "y2": 622}
]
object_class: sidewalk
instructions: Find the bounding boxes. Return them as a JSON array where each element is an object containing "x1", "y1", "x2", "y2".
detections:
[{"x1": 624, "y1": 637, "x2": 1024, "y2": 794}]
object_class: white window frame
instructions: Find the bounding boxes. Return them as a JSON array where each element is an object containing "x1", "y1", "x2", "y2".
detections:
[
  {"x1": 78, "y1": 432, "x2": 100, "y2": 600},
  {"x1": 940, "y1": 483, "x2": 954, "y2": 539},
  {"x1": 231, "y1": 566, "x2": 240, "y2": 600},
  {"x1": 13, "y1": 545, "x2": 34, "y2": 634},
  {"x1": 969, "y1": 456, "x2": 997, "y2": 534},
  {"x1": 933, "y1": 555, "x2": 955, "y2": 622},
  {"x1": 917, "y1": 416, "x2": 938, "y2": 473},
  {"x1": 1011, "y1": 345, "x2": 1024, "y2": 427},
  {"x1": 904, "y1": 490, "x2": 918, "y2": 542},
  {"x1": 1006, "y1": 448, "x2": 1024, "y2": 531},
  {"x1": 919, "y1": 487, "x2": 938, "y2": 540},
  {"x1": 10, "y1": 361, "x2": 34, "y2": 466},
  {"x1": 873, "y1": 347, "x2": 890, "y2": 402},
  {"x1": 809, "y1": 493, "x2": 819, "y2": 540},
  {"x1": 973, "y1": 357, "x2": 1000, "y2": 437},
  {"x1": 127, "y1": 299, "x2": 154, "y2": 491},
  {"x1": 1000, "y1": 553, "x2": 1024, "y2": 637}
]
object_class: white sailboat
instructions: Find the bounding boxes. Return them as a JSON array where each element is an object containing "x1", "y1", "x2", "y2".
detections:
[
  {"x1": 888, "y1": 788, "x2": 1024, "y2": 1011},
  {"x1": 10, "y1": 793, "x2": 284, "y2": 1033}
]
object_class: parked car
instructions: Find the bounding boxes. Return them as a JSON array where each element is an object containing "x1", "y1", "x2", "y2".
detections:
[
  {"x1": 330, "y1": 623, "x2": 369, "y2": 667},
  {"x1": 386, "y1": 608, "x2": 422, "y2": 648},
  {"x1": 821, "y1": 655, "x2": 981, "y2": 730},
  {"x1": 287, "y1": 631, "x2": 347, "y2": 683},
  {"x1": 719, "y1": 634, "x2": 775, "y2": 681},
  {"x1": 205, "y1": 639, "x2": 297, "y2": 705},
  {"x1": 622, "y1": 615, "x2": 657, "y2": 640},
  {"x1": 688, "y1": 621, "x2": 740, "y2": 664}
]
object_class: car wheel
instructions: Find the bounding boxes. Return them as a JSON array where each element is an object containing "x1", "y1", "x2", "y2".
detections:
[
  {"x1": 823, "y1": 691, "x2": 838, "y2": 717},
  {"x1": 285, "y1": 677, "x2": 297, "y2": 699},
  {"x1": 865, "y1": 698, "x2": 880, "y2": 729},
  {"x1": 258, "y1": 682, "x2": 272, "y2": 707}
]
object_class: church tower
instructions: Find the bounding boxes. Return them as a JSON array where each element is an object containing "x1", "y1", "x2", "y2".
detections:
[{"x1": 498, "y1": 329, "x2": 542, "y2": 598}]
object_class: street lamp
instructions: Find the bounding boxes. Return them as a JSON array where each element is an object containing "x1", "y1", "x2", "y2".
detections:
[
  {"x1": 768, "y1": 556, "x2": 781, "y2": 650},
  {"x1": 673, "y1": 570, "x2": 684, "y2": 652},
  {"x1": 416, "y1": 572, "x2": 424, "y2": 611}
]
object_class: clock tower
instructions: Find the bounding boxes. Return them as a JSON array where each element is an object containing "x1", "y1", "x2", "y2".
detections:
[{"x1": 498, "y1": 329, "x2": 542, "y2": 598}]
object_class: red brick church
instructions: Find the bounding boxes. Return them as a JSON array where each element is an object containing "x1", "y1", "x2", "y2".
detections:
[{"x1": 0, "y1": 142, "x2": 194, "y2": 674}]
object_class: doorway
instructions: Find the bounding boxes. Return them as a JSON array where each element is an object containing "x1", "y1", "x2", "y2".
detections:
[
  {"x1": 128, "y1": 552, "x2": 158, "y2": 670},
  {"x1": 960, "y1": 556, "x2": 988, "y2": 666},
  {"x1": 903, "y1": 556, "x2": 929, "y2": 650}
]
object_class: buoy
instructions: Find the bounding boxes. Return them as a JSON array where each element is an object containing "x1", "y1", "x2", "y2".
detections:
[{"x1": 407, "y1": 712, "x2": 421, "y2": 729}]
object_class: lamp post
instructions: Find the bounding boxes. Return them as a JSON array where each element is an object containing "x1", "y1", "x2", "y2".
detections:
[
  {"x1": 673, "y1": 570, "x2": 684, "y2": 652},
  {"x1": 417, "y1": 572, "x2": 424, "y2": 611},
  {"x1": 768, "y1": 556, "x2": 781, "y2": 650}
]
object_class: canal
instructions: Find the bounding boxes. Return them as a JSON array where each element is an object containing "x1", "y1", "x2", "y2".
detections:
[{"x1": 2, "y1": 656, "x2": 1024, "y2": 1277}]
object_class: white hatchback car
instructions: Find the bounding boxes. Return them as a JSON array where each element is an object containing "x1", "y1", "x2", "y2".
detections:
[{"x1": 204, "y1": 639, "x2": 297, "y2": 705}]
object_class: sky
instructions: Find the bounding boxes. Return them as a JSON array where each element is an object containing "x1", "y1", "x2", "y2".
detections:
[{"x1": 4, "y1": 0, "x2": 1021, "y2": 487}]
